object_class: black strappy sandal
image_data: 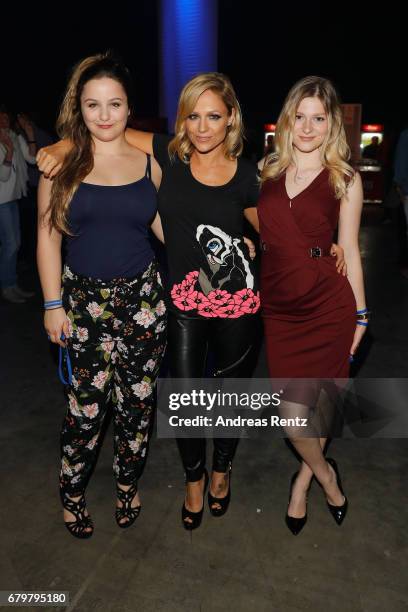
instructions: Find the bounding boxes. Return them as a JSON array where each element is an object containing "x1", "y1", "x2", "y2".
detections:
[
  {"x1": 60, "y1": 490, "x2": 93, "y2": 539},
  {"x1": 115, "y1": 482, "x2": 141, "y2": 528}
]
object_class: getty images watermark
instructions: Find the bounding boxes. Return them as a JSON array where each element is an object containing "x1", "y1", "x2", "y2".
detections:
[
  {"x1": 167, "y1": 388, "x2": 308, "y2": 429},
  {"x1": 156, "y1": 378, "x2": 408, "y2": 439}
]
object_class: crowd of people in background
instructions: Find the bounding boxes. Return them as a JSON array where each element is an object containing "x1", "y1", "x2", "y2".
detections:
[{"x1": 0, "y1": 106, "x2": 54, "y2": 302}]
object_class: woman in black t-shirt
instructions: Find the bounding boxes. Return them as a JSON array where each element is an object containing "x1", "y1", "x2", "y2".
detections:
[
  {"x1": 122, "y1": 73, "x2": 261, "y2": 530},
  {"x1": 37, "y1": 72, "x2": 261, "y2": 531}
]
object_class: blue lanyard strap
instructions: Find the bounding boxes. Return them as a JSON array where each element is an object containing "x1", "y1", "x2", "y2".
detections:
[{"x1": 58, "y1": 334, "x2": 72, "y2": 386}]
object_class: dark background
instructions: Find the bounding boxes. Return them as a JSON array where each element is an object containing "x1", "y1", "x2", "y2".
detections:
[{"x1": 2, "y1": 1, "x2": 405, "y2": 154}]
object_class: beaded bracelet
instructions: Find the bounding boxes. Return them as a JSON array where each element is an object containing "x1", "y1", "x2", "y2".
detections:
[
  {"x1": 44, "y1": 299, "x2": 63, "y2": 310},
  {"x1": 356, "y1": 307, "x2": 370, "y2": 326},
  {"x1": 356, "y1": 308, "x2": 370, "y2": 319}
]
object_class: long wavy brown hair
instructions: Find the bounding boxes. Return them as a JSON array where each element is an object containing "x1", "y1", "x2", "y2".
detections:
[
  {"x1": 168, "y1": 72, "x2": 244, "y2": 162},
  {"x1": 46, "y1": 52, "x2": 134, "y2": 233},
  {"x1": 261, "y1": 76, "x2": 354, "y2": 199}
]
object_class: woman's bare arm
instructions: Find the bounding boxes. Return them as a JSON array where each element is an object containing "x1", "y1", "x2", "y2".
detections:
[
  {"x1": 36, "y1": 129, "x2": 155, "y2": 178},
  {"x1": 338, "y1": 173, "x2": 365, "y2": 307},
  {"x1": 244, "y1": 207, "x2": 259, "y2": 233},
  {"x1": 337, "y1": 172, "x2": 367, "y2": 355},
  {"x1": 125, "y1": 129, "x2": 154, "y2": 155},
  {"x1": 37, "y1": 176, "x2": 70, "y2": 346}
]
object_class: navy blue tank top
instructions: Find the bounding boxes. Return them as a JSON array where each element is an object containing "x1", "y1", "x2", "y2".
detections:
[{"x1": 65, "y1": 155, "x2": 157, "y2": 280}]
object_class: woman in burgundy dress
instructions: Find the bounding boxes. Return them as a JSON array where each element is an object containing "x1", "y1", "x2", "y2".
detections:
[{"x1": 258, "y1": 76, "x2": 368, "y2": 534}]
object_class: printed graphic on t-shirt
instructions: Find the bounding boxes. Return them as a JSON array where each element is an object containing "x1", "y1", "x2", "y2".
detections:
[{"x1": 171, "y1": 224, "x2": 260, "y2": 318}]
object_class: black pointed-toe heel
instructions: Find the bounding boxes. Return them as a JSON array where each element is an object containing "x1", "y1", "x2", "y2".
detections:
[
  {"x1": 115, "y1": 482, "x2": 141, "y2": 528},
  {"x1": 208, "y1": 463, "x2": 232, "y2": 517},
  {"x1": 182, "y1": 469, "x2": 209, "y2": 531},
  {"x1": 285, "y1": 472, "x2": 308, "y2": 536},
  {"x1": 60, "y1": 489, "x2": 93, "y2": 539},
  {"x1": 326, "y1": 458, "x2": 348, "y2": 526}
]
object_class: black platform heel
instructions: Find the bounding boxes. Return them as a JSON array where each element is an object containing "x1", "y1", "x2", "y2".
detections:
[
  {"x1": 115, "y1": 482, "x2": 141, "y2": 528},
  {"x1": 181, "y1": 469, "x2": 209, "y2": 531},
  {"x1": 326, "y1": 458, "x2": 348, "y2": 525},
  {"x1": 60, "y1": 490, "x2": 93, "y2": 539},
  {"x1": 208, "y1": 463, "x2": 232, "y2": 517},
  {"x1": 285, "y1": 472, "x2": 308, "y2": 536}
]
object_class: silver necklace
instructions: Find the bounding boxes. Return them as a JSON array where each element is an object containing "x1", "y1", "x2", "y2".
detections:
[{"x1": 294, "y1": 166, "x2": 323, "y2": 183}]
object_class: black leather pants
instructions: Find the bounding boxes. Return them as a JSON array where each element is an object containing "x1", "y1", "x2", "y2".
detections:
[{"x1": 168, "y1": 311, "x2": 260, "y2": 481}]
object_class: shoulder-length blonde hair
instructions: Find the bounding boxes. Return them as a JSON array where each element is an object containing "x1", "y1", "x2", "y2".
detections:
[
  {"x1": 46, "y1": 51, "x2": 134, "y2": 234},
  {"x1": 261, "y1": 76, "x2": 354, "y2": 199},
  {"x1": 168, "y1": 72, "x2": 244, "y2": 162}
]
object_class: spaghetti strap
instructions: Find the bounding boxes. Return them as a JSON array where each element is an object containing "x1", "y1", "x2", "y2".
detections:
[{"x1": 145, "y1": 154, "x2": 151, "y2": 180}]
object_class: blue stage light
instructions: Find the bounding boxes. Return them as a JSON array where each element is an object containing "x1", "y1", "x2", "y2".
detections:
[{"x1": 159, "y1": 0, "x2": 218, "y2": 131}]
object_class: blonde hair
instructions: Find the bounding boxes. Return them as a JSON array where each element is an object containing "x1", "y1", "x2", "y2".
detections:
[
  {"x1": 168, "y1": 72, "x2": 243, "y2": 162},
  {"x1": 46, "y1": 52, "x2": 133, "y2": 233},
  {"x1": 261, "y1": 76, "x2": 354, "y2": 199}
]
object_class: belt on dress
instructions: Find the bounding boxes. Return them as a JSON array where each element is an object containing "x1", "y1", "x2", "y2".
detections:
[
  {"x1": 309, "y1": 246, "x2": 331, "y2": 258},
  {"x1": 260, "y1": 241, "x2": 331, "y2": 258}
]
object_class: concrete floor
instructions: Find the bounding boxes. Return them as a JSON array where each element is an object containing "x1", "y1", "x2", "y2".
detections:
[{"x1": 1, "y1": 206, "x2": 407, "y2": 612}]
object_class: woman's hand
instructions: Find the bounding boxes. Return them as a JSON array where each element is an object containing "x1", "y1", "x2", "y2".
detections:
[
  {"x1": 330, "y1": 243, "x2": 347, "y2": 276},
  {"x1": 17, "y1": 114, "x2": 35, "y2": 141},
  {"x1": 0, "y1": 128, "x2": 13, "y2": 155},
  {"x1": 243, "y1": 236, "x2": 256, "y2": 260},
  {"x1": 36, "y1": 141, "x2": 68, "y2": 178},
  {"x1": 349, "y1": 324, "x2": 367, "y2": 361},
  {"x1": 44, "y1": 308, "x2": 70, "y2": 347}
]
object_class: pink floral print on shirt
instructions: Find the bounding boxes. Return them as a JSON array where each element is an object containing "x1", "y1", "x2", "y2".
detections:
[{"x1": 171, "y1": 271, "x2": 260, "y2": 318}]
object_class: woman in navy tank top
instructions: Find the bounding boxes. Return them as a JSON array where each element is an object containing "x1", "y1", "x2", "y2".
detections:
[{"x1": 37, "y1": 53, "x2": 167, "y2": 539}]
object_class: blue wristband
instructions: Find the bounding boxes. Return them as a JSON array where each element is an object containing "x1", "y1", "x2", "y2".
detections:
[
  {"x1": 44, "y1": 299, "x2": 63, "y2": 310},
  {"x1": 357, "y1": 321, "x2": 368, "y2": 326},
  {"x1": 356, "y1": 308, "x2": 368, "y2": 314}
]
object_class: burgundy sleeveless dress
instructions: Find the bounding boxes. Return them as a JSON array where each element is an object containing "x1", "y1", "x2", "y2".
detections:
[{"x1": 258, "y1": 168, "x2": 356, "y2": 379}]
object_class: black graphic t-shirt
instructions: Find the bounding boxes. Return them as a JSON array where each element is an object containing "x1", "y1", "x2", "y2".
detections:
[{"x1": 153, "y1": 133, "x2": 260, "y2": 318}]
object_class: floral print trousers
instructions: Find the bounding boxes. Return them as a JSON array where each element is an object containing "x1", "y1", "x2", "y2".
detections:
[{"x1": 60, "y1": 259, "x2": 167, "y2": 496}]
